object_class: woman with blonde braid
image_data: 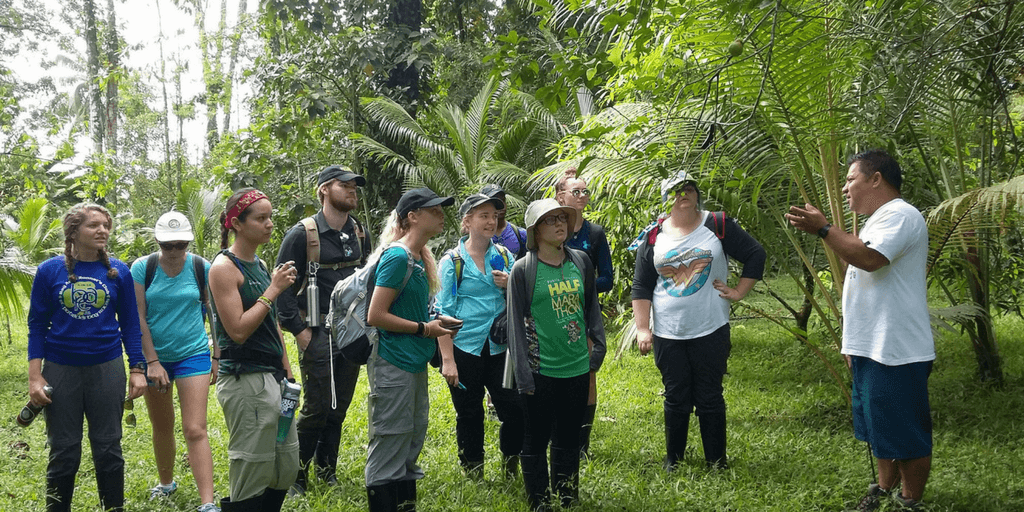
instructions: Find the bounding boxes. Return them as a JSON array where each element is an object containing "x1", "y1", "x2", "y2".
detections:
[
  {"x1": 364, "y1": 188, "x2": 456, "y2": 511},
  {"x1": 27, "y1": 203, "x2": 147, "y2": 512},
  {"x1": 209, "y1": 188, "x2": 299, "y2": 511}
]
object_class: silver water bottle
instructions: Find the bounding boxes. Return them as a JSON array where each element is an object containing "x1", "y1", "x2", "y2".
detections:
[{"x1": 306, "y1": 262, "x2": 320, "y2": 328}]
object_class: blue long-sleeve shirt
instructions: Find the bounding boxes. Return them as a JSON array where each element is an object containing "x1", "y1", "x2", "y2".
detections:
[
  {"x1": 27, "y1": 256, "x2": 144, "y2": 367},
  {"x1": 566, "y1": 219, "x2": 614, "y2": 294}
]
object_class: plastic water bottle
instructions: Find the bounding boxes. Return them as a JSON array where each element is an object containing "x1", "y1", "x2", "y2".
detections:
[
  {"x1": 17, "y1": 385, "x2": 53, "y2": 427},
  {"x1": 277, "y1": 380, "x2": 301, "y2": 444}
]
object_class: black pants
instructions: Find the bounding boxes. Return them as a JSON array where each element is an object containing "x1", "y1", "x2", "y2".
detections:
[
  {"x1": 522, "y1": 373, "x2": 588, "y2": 456},
  {"x1": 653, "y1": 324, "x2": 731, "y2": 417},
  {"x1": 296, "y1": 327, "x2": 361, "y2": 472},
  {"x1": 446, "y1": 345, "x2": 525, "y2": 464}
]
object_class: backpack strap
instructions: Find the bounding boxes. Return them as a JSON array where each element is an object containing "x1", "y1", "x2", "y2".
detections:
[
  {"x1": 447, "y1": 248, "x2": 465, "y2": 297},
  {"x1": 513, "y1": 225, "x2": 528, "y2": 258},
  {"x1": 143, "y1": 253, "x2": 160, "y2": 290},
  {"x1": 390, "y1": 242, "x2": 417, "y2": 295},
  {"x1": 300, "y1": 217, "x2": 321, "y2": 264},
  {"x1": 352, "y1": 216, "x2": 367, "y2": 265},
  {"x1": 496, "y1": 244, "x2": 511, "y2": 269},
  {"x1": 704, "y1": 211, "x2": 726, "y2": 240},
  {"x1": 191, "y1": 253, "x2": 208, "y2": 306}
]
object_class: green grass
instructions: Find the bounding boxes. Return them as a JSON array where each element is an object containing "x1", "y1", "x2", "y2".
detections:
[{"x1": 1, "y1": 303, "x2": 1021, "y2": 511}]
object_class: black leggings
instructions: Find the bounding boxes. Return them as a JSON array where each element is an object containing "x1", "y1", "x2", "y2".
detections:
[{"x1": 653, "y1": 324, "x2": 731, "y2": 416}]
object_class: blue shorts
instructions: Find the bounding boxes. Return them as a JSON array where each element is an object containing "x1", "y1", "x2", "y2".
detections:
[
  {"x1": 850, "y1": 356, "x2": 933, "y2": 460},
  {"x1": 148, "y1": 352, "x2": 212, "y2": 383}
]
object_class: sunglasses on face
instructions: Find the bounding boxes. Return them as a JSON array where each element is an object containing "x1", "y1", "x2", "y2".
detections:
[
  {"x1": 159, "y1": 242, "x2": 189, "y2": 251},
  {"x1": 569, "y1": 189, "x2": 591, "y2": 197},
  {"x1": 674, "y1": 185, "x2": 698, "y2": 195},
  {"x1": 540, "y1": 213, "x2": 569, "y2": 226}
]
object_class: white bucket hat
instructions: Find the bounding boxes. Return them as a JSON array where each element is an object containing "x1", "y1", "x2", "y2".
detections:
[
  {"x1": 524, "y1": 198, "x2": 578, "y2": 250},
  {"x1": 154, "y1": 211, "x2": 195, "y2": 242},
  {"x1": 660, "y1": 170, "x2": 701, "y2": 207}
]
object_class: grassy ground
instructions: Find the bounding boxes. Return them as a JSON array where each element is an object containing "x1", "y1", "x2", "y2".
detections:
[{"x1": 1, "y1": 290, "x2": 1021, "y2": 511}]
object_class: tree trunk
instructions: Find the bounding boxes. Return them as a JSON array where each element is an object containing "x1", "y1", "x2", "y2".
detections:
[
  {"x1": 386, "y1": 0, "x2": 423, "y2": 114},
  {"x1": 966, "y1": 235, "x2": 1003, "y2": 383},
  {"x1": 83, "y1": 0, "x2": 104, "y2": 155},
  {"x1": 155, "y1": 0, "x2": 173, "y2": 180},
  {"x1": 222, "y1": 0, "x2": 247, "y2": 134},
  {"x1": 104, "y1": 0, "x2": 119, "y2": 155}
]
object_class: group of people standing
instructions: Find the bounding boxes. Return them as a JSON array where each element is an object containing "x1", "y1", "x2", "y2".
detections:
[{"x1": 25, "y1": 149, "x2": 935, "y2": 512}]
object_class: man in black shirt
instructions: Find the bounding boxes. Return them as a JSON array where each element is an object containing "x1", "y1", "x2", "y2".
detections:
[{"x1": 276, "y1": 165, "x2": 373, "y2": 496}]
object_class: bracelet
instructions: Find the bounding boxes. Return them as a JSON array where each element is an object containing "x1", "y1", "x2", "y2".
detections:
[
  {"x1": 129, "y1": 369, "x2": 145, "y2": 375},
  {"x1": 147, "y1": 359, "x2": 159, "y2": 365},
  {"x1": 415, "y1": 321, "x2": 425, "y2": 337},
  {"x1": 211, "y1": 356, "x2": 220, "y2": 361},
  {"x1": 257, "y1": 295, "x2": 273, "y2": 309}
]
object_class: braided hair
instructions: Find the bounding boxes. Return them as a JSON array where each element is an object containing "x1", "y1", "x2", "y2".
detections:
[
  {"x1": 220, "y1": 187, "x2": 257, "y2": 249},
  {"x1": 63, "y1": 203, "x2": 118, "y2": 282}
]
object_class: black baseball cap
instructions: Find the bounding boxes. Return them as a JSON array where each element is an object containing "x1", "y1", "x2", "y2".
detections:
[
  {"x1": 458, "y1": 193, "x2": 505, "y2": 217},
  {"x1": 318, "y1": 165, "x2": 366, "y2": 186},
  {"x1": 397, "y1": 188, "x2": 455, "y2": 219},
  {"x1": 480, "y1": 183, "x2": 506, "y2": 199}
]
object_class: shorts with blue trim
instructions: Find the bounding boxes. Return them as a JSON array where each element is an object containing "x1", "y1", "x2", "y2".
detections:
[
  {"x1": 148, "y1": 352, "x2": 212, "y2": 383},
  {"x1": 851, "y1": 356, "x2": 933, "y2": 460}
]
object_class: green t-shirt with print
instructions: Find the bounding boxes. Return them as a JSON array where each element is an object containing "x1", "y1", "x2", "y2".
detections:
[{"x1": 530, "y1": 260, "x2": 589, "y2": 378}]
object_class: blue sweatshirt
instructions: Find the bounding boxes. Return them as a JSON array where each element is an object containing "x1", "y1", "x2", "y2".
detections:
[{"x1": 27, "y1": 256, "x2": 144, "y2": 367}]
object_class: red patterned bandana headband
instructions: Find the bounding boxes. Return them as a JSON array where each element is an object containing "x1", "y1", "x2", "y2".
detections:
[{"x1": 224, "y1": 189, "x2": 269, "y2": 229}]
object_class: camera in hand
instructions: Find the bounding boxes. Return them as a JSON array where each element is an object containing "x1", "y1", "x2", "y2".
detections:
[{"x1": 17, "y1": 385, "x2": 53, "y2": 427}]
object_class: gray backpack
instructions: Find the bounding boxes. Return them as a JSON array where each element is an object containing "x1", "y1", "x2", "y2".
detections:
[{"x1": 327, "y1": 242, "x2": 414, "y2": 364}]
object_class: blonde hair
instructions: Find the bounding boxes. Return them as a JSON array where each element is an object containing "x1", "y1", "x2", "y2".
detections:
[
  {"x1": 63, "y1": 203, "x2": 118, "y2": 282},
  {"x1": 374, "y1": 210, "x2": 441, "y2": 295}
]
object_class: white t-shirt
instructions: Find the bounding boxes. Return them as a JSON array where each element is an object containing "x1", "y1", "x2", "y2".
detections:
[
  {"x1": 842, "y1": 198, "x2": 935, "y2": 365},
  {"x1": 651, "y1": 211, "x2": 731, "y2": 340}
]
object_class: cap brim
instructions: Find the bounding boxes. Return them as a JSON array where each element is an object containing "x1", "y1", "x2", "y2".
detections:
[
  {"x1": 338, "y1": 172, "x2": 367, "y2": 186},
  {"x1": 422, "y1": 196, "x2": 455, "y2": 209},
  {"x1": 154, "y1": 232, "x2": 195, "y2": 242}
]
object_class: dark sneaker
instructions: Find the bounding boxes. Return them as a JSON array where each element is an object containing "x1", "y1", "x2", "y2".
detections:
[
  {"x1": 847, "y1": 483, "x2": 888, "y2": 512},
  {"x1": 893, "y1": 492, "x2": 923, "y2": 510}
]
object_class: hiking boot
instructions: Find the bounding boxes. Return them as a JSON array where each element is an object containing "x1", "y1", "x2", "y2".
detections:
[
  {"x1": 848, "y1": 483, "x2": 888, "y2": 512},
  {"x1": 893, "y1": 492, "x2": 923, "y2": 510},
  {"x1": 149, "y1": 482, "x2": 178, "y2": 500},
  {"x1": 197, "y1": 503, "x2": 221, "y2": 512}
]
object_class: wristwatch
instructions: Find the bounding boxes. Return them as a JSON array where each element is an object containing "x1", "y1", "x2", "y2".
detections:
[
  {"x1": 817, "y1": 223, "x2": 832, "y2": 239},
  {"x1": 129, "y1": 362, "x2": 146, "y2": 370}
]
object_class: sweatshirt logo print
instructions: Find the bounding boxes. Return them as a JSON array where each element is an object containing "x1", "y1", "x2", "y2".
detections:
[
  {"x1": 656, "y1": 248, "x2": 713, "y2": 297},
  {"x1": 59, "y1": 277, "x2": 110, "y2": 320}
]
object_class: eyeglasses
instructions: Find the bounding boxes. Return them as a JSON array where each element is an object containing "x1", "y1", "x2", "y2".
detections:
[
  {"x1": 123, "y1": 399, "x2": 136, "y2": 428},
  {"x1": 673, "y1": 185, "x2": 698, "y2": 195},
  {"x1": 540, "y1": 213, "x2": 569, "y2": 226},
  {"x1": 159, "y1": 242, "x2": 189, "y2": 251},
  {"x1": 569, "y1": 189, "x2": 591, "y2": 197}
]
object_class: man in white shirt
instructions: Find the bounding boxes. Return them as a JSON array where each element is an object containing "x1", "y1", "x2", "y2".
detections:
[{"x1": 786, "y1": 150, "x2": 934, "y2": 511}]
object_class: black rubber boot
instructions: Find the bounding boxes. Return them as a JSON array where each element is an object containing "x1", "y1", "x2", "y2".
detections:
[
  {"x1": 579, "y1": 404, "x2": 597, "y2": 459},
  {"x1": 95, "y1": 468, "x2": 124, "y2": 512},
  {"x1": 664, "y1": 409, "x2": 690, "y2": 472},
  {"x1": 461, "y1": 459, "x2": 484, "y2": 480},
  {"x1": 503, "y1": 454, "x2": 520, "y2": 479},
  {"x1": 291, "y1": 430, "x2": 318, "y2": 496},
  {"x1": 367, "y1": 482, "x2": 399, "y2": 512},
  {"x1": 46, "y1": 474, "x2": 76, "y2": 512},
  {"x1": 315, "y1": 424, "x2": 342, "y2": 484},
  {"x1": 699, "y1": 412, "x2": 728, "y2": 469},
  {"x1": 396, "y1": 479, "x2": 417, "y2": 512},
  {"x1": 519, "y1": 454, "x2": 551, "y2": 512},
  {"x1": 550, "y1": 447, "x2": 579, "y2": 509},
  {"x1": 261, "y1": 488, "x2": 288, "y2": 512},
  {"x1": 220, "y1": 493, "x2": 265, "y2": 511}
]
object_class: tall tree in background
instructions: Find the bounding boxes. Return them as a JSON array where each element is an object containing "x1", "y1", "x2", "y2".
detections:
[
  {"x1": 83, "y1": 0, "x2": 104, "y2": 154},
  {"x1": 387, "y1": 0, "x2": 424, "y2": 111},
  {"x1": 104, "y1": 0, "x2": 119, "y2": 155}
]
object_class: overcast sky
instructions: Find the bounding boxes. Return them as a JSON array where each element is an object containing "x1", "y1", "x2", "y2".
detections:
[{"x1": 10, "y1": 0, "x2": 259, "y2": 173}]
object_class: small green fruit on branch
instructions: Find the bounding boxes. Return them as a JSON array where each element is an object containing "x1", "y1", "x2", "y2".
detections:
[{"x1": 728, "y1": 39, "x2": 743, "y2": 57}]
